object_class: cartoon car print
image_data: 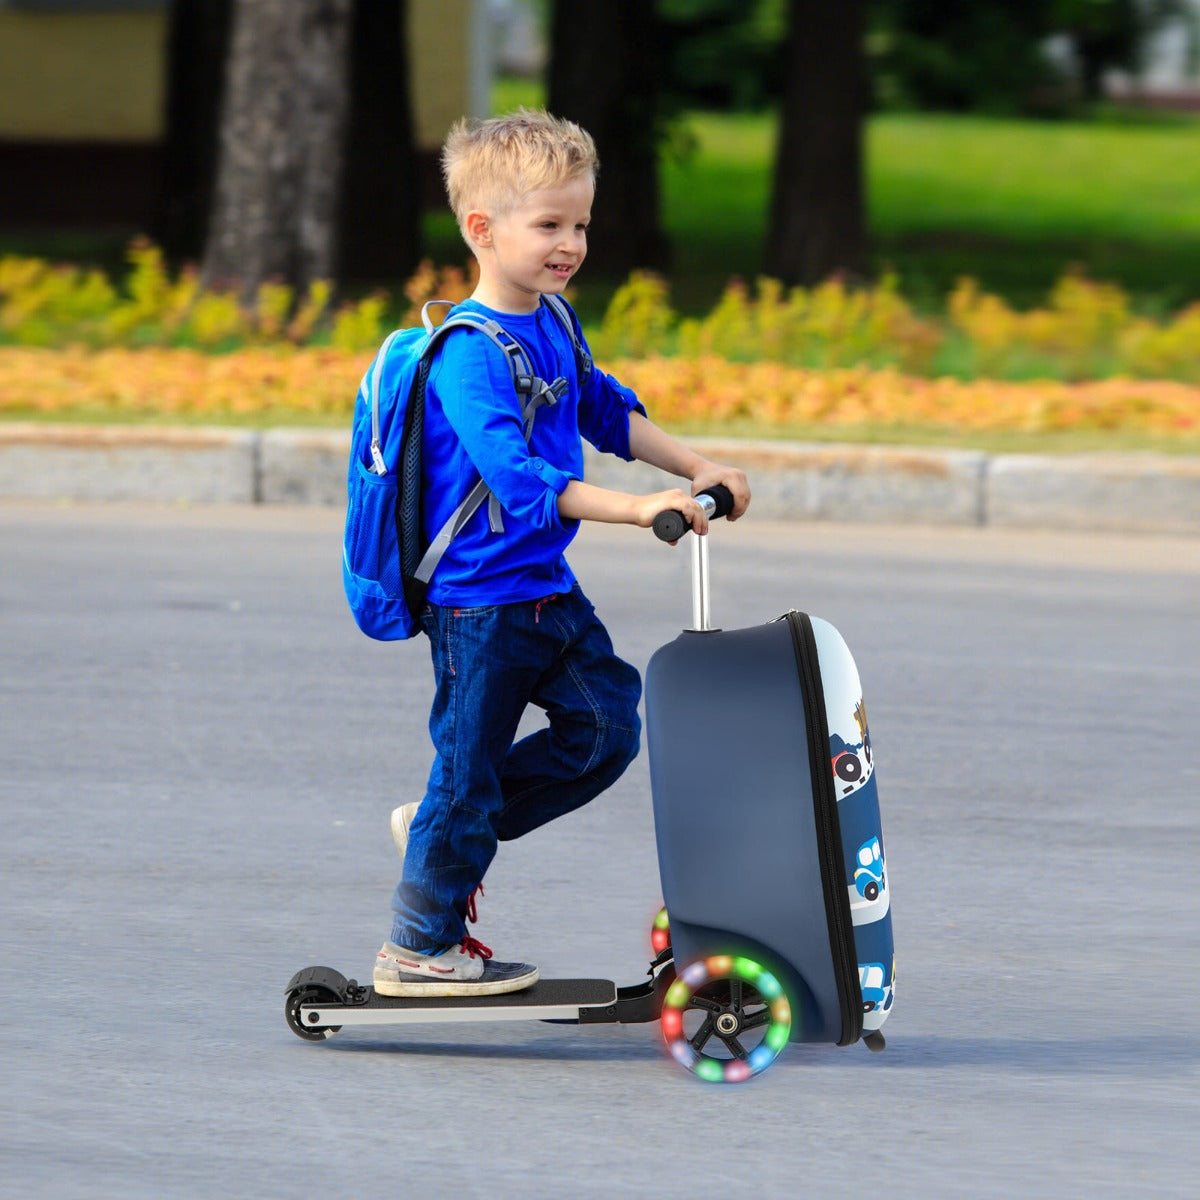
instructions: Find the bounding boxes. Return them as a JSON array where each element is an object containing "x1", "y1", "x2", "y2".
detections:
[
  {"x1": 859, "y1": 961, "x2": 894, "y2": 1032},
  {"x1": 847, "y1": 834, "x2": 890, "y2": 924},
  {"x1": 853, "y1": 836, "x2": 884, "y2": 901}
]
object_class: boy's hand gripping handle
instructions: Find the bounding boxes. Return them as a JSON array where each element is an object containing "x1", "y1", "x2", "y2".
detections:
[{"x1": 652, "y1": 484, "x2": 735, "y2": 542}]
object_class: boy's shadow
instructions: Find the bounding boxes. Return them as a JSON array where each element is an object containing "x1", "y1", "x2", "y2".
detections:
[{"x1": 322, "y1": 1029, "x2": 660, "y2": 1064}]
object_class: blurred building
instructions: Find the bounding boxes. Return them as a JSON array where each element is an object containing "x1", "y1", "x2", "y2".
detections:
[
  {"x1": 1109, "y1": 0, "x2": 1200, "y2": 108},
  {"x1": 0, "y1": 0, "x2": 496, "y2": 228},
  {"x1": 1045, "y1": 0, "x2": 1200, "y2": 109}
]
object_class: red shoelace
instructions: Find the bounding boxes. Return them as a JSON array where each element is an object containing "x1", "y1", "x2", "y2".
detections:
[
  {"x1": 465, "y1": 883, "x2": 484, "y2": 924},
  {"x1": 460, "y1": 934, "x2": 493, "y2": 960},
  {"x1": 459, "y1": 885, "x2": 489, "y2": 958}
]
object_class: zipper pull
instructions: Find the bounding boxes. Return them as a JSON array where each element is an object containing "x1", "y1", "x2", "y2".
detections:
[{"x1": 370, "y1": 438, "x2": 386, "y2": 475}]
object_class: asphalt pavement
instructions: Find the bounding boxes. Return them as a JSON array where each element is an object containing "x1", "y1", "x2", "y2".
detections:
[{"x1": 1, "y1": 502, "x2": 1197, "y2": 1198}]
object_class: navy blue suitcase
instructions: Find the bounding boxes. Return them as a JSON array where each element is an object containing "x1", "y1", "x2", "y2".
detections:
[{"x1": 645, "y1": 519, "x2": 894, "y2": 1080}]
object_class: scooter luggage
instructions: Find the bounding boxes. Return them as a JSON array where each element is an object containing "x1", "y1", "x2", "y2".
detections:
[
  {"x1": 644, "y1": 504, "x2": 895, "y2": 1072},
  {"x1": 283, "y1": 489, "x2": 891, "y2": 1083}
]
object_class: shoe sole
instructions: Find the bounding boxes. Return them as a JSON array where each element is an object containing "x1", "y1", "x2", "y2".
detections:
[{"x1": 373, "y1": 966, "x2": 540, "y2": 998}]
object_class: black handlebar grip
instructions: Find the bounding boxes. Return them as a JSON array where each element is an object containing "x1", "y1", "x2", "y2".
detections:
[
  {"x1": 704, "y1": 484, "x2": 736, "y2": 519},
  {"x1": 652, "y1": 509, "x2": 688, "y2": 542},
  {"x1": 652, "y1": 484, "x2": 736, "y2": 542}
]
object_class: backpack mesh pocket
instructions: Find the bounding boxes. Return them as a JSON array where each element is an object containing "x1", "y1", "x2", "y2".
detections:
[{"x1": 346, "y1": 458, "x2": 400, "y2": 594}]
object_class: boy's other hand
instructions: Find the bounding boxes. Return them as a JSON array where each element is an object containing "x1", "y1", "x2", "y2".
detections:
[
  {"x1": 691, "y1": 462, "x2": 751, "y2": 521},
  {"x1": 635, "y1": 488, "x2": 709, "y2": 540}
]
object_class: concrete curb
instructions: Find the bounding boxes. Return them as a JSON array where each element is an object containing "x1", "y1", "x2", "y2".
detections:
[
  {"x1": 985, "y1": 452, "x2": 1200, "y2": 535},
  {"x1": 2, "y1": 421, "x2": 1199, "y2": 535},
  {"x1": 0, "y1": 423, "x2": 260, "y2": 505}
]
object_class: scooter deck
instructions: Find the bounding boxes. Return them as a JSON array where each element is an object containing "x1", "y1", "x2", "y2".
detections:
[
  {"x1": 307, "y1": 978, "x2": 617, "y2": 1027},
  {"x1": 285, "y1": 963, "x2": 672, "y2": 1038}
]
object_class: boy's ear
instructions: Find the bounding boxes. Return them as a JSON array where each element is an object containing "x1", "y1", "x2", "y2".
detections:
[{"x1": 464, "y1": 210, "x2": 492, "y2": 248}]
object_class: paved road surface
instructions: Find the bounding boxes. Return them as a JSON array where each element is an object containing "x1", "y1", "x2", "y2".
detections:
[{"x1": 1, "y1": 503, "x2": 1197, "y2": 1198}]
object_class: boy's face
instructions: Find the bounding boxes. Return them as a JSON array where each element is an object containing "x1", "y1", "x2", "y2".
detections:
[{"x1": 467, "y1": 176, "x2": 593, "y2": 313}]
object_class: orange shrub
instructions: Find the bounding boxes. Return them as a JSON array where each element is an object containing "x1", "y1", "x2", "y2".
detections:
[
  {"x1": 600, "y1": 357, "x2": 1200, "y2": 436},
  {"x1": 0, "y1": 346, "x2": 362, "y2": 420},
  {"x1": 2, "y1": 345, "x2": 1197, "y2": 438}
]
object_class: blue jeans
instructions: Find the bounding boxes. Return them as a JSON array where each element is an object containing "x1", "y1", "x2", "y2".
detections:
[{"x1": 390, "y1": 584, "x2": 642, "y2": 951}]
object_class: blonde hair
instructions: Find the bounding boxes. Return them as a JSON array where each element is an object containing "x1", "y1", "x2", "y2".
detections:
[{"x1": 441, "y1": 108, "x2": 598, "y2": 233}]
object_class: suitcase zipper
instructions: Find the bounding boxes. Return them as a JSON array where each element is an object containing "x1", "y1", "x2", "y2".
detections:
[{"x1": 785, "y1": 610, "x2": 863, "y2": 1046}]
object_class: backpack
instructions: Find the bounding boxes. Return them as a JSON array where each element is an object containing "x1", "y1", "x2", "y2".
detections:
[{"x1": 342, "y1": 294, "x2": 592, "y2": 640}]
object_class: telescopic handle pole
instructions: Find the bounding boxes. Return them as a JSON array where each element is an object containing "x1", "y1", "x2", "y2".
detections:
[
  {"x1": 690, "y1": 517, "x2": 712, "y2": 632},
  {"x1": 651, "y1": 485, "x2": 734, "y2": 633}
]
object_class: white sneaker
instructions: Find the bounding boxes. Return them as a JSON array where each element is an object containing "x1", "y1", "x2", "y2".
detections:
[
  {"x1": 373, "y1": 936, "x2": 539, "y2": 997},
  {"x1": 390, "y1": 802, "x2": 419, "y2": 862}
]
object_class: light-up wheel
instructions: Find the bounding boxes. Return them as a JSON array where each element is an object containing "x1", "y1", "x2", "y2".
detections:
[
  {"x1": 651, "y1": 906, "x2": 671, "y2": 955},
  {"x1": 660, "y1": 955, "x2": 791, "y2": 1082}
]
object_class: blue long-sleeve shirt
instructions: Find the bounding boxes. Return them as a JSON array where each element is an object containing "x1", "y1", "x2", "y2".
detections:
[{"x1": 421, "y1": 298, "x2": 645, "y2": 605}]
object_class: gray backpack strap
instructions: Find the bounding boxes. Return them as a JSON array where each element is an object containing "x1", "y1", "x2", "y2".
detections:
[
  {"x1": 542, "y1": 293, "x2": 592, "y2": 383},
  {"x1": 421, "y1": 304, "x2": 532, "y2": 393},
  {"x1": 412, "y1": 476, "x2": 492, "y2": 588},
  {"x1": 485, "y1": 371, "x2": 567, "y2": 532}
]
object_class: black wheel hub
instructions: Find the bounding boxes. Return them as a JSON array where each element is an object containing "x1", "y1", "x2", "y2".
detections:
[
  {"x1": 685, "y1": 978, "x2": 771, "y2": 1061},
  {"x1": 284, "y1": 985, "x2": 343, "y2": 1041}
]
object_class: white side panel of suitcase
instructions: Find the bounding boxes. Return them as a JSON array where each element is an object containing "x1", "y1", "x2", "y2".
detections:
[{"x1": 810, "y1": 616, "x2": 896, "y2": 1034}]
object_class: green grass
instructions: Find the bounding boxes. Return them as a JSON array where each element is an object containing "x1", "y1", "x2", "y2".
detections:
[
  {"x1": 870, "y1": 113, "x2": 1200, "y2": 242},
  {"x1": 867, "y1": 112, "x2": 1200, "y2": 311},
  {"x1": 657, "y1": 112, "x2": 775, "y2": 314},
  {"x1": 657, "y1": 109, "x2": 1200, "y2": 314}
]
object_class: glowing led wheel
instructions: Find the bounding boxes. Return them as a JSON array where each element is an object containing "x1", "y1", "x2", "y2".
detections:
[
  {"x1": 661, "y1": 956, "x2": 791, "y2": 1082},
  {"x1": 651, "y1": 906, "x2": 671, "y2": 955}
]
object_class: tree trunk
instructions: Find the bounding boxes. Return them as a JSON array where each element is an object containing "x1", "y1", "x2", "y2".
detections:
[
  {"x1": 202, "y1": 0, "x2": 353, "y2": 300},
  {"x1": 156, "y1": 0, "x2": 233, "y2": 263},
  {"x1": 547, "y1": 0, "x2": 668, "y2": 278},
  {"x1": 337, "y1": 0, "x2": 421, "y2": 282},
  {"x1": 769, "y1": 0, "x2": 867, "y2": 286}
]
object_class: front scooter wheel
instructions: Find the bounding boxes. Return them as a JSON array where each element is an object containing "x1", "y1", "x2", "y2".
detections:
[
  {"x1": 660, "y1": 956, "x2": 791, "y2": 1082},
  {"x1": 285, "y1": 983, "x2": 343, "y2": 1041}
]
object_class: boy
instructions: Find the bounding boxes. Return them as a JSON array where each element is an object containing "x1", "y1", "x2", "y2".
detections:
[{"x1": 374, "y1": 109, "x2": 750, "y2": 996}]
